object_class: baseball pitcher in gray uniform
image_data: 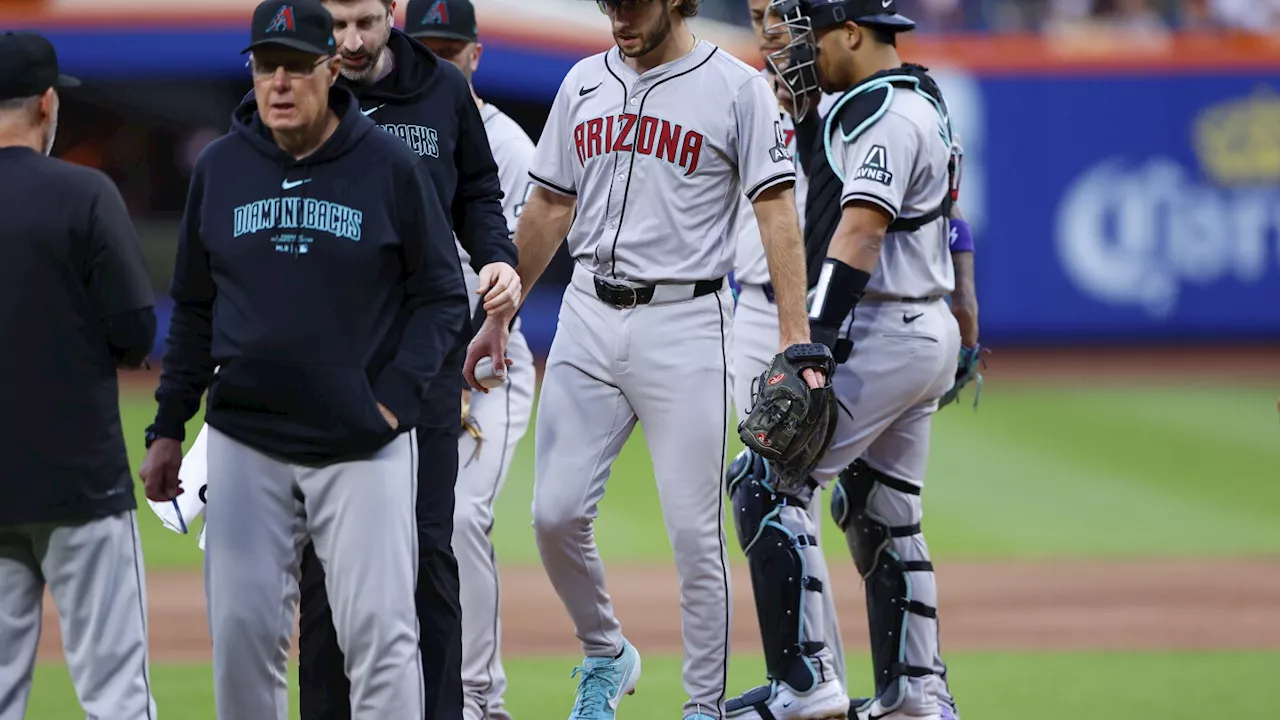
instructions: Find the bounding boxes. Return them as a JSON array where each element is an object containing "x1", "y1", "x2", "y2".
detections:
[
  {"x1": 410, "y1": 15, "x2": 538, "y2": 719},
  {"x1": 726, "y1": 2, "x2": 968, "y2": 719},
  {"x1": 465, "y1": 1, "x2": 817, "y2": 717}
]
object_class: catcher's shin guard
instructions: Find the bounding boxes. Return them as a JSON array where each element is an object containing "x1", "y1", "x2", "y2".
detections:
[
  {"x1": 727, "y1": 449, "x2": 831, "y2": 693},
  {"x1": 830, "y1": 459, "x2": 947, "y2": 716}
]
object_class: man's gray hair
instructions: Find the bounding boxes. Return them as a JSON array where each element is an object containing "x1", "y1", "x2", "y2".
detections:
[{"x1": 0, "y1": 95, "x2": 40, "y2": 116}]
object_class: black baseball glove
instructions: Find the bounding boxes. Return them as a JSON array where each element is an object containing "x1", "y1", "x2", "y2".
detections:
[
  {"x1": 939, "y1": 343, "x2": 989, "y2": 410},
  {"x1": 738, "y1": 343, "x2": 839, "y2": 491}
]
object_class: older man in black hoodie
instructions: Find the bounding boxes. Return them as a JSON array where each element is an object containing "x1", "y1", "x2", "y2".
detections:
[
  {"x1": 140, "y1": 0, "x2": 469, "y2": 717},
  {"x1": 294, "y1": 1, "x2": 520, "y2": 719}
]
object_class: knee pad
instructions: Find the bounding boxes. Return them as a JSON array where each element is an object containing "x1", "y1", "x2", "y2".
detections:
[
  {"x1": 829, "y1": 459, "x2": 939, "y2": 710},
  {"x1": 728, "y1": 449, "x2": 826, "y2": 692}
]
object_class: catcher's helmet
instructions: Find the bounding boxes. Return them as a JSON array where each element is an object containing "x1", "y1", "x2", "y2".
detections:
[
  {"x1": 795, "y1": 0, "x2": 916, "y2": 31},
  {"x1": 764, "y1": 0, "x2": 916, "y2": 120}
]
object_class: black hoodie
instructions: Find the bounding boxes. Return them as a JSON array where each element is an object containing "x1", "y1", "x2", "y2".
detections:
[
  {"x1": 151, "y1": 85, "x2": 468, "y2": 465},
  {"x1": 340, "y1": 29, "x2": 514, "y2": 332}
]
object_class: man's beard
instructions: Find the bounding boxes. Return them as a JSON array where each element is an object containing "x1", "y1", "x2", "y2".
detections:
[
  {"x1": 339, "y1": 37, "x2": 388, "y2": 83},
  {"x1": 618, "y1": 9, "x2": 671, "y2": 58}
]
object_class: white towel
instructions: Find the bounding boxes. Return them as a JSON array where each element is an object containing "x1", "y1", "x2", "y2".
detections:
[{"x1": 144, "y1": 423, "x2": 210, "y2": 550}]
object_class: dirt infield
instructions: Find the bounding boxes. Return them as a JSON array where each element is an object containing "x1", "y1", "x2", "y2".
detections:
[{"x1": 35, "y1": 558, "x2": 1280, "y2": 662}]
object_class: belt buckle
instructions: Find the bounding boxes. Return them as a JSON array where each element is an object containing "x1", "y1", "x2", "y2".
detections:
[
  {"x1": 598, "y1": 277, "x2": 639, "y2": 309},
  {"x1": 616, "y1": 284, "x2": 639, "y2": 309}
]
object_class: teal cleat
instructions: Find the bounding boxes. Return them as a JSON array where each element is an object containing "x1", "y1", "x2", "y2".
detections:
[{"x1": 568, "y1": 638, "x2": 641, "y2": 719}]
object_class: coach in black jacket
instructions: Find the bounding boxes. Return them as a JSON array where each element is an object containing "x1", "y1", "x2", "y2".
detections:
[
  {"x1": 296, "y1": 2, "x2": 520, "y2": 718},
  {"x1": 0, "y1": 32, "x2": 159, "y2": 719}
]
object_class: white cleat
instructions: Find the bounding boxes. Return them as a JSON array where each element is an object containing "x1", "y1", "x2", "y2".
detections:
[{"x1": 725, "y1": 678, "x2": 850, "y2": 719}]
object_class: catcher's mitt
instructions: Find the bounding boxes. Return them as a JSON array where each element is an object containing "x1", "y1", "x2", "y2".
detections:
[
  {"x1": 939, "y1": 343, "x2": 989, "y2": 410},
  {"x1": 738, "y1": 343, "x2": 838, "y2": 491}
]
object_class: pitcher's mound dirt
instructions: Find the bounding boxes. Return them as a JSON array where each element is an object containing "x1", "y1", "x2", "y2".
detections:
[{"x1": 35, "y1": 558, "x2": 1280, "y2": 662}]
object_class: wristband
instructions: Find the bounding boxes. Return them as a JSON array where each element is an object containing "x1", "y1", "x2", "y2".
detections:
[
  {"x1": 949, "y1": 218, "x2": 974, "y2": 253},
  {"x1": 808, "y1": 258, "x2": 871, "y2": 362}
]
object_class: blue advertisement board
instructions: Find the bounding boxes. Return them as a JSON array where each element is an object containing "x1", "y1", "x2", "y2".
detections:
[
  {"x1": 939, "y1": 71, "x2": 1280, "y2": 343},
  {"x1": 34, "y1": 22, "x2": 1277, "y2": 349}
]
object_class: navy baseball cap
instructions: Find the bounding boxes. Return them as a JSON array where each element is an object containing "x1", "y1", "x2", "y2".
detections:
[
  {"x1": 0, "y1": 33, "x2": 80, "y2": 102},
  {"x1": 799, "y1": 0, "x2": 916, "y2": 31},
  {"x1": 407, "y1": 0, "x2": 478, "y2": 42},
  {"x1": 241, "y1": 0, "x2": 338, "y2": 56}
]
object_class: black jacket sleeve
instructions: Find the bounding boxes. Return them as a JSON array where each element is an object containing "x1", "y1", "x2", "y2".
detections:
[
  {"x1": 84, "y1": 174, "x2": 157, "y2": 367},
  {"x1": 152, "y1": 162, "x2": 218, "y2": 442},
  {"x1": 372, "y1": 158, "x2": 470, "y2": 430},
  {"x1": 452, "y1": 81, "x2": 517, "y2": 273}
]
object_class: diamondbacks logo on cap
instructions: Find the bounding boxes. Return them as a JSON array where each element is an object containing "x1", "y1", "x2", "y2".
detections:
[
  {"x1": 422, "y1": 0, "x2": 449, "y2": 24},
  {"x1": 266, "y1": 5, "x2": 296, "y2": 33}
]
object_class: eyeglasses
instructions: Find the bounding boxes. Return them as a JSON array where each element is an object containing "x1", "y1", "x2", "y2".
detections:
[{"x1": 248, "y1": 55, "x2": 332, "y2": 79}]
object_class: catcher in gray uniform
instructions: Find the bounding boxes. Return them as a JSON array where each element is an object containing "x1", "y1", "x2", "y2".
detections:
[{"x1": 728, "y1": 1, "x2": 983, "y2": 719}]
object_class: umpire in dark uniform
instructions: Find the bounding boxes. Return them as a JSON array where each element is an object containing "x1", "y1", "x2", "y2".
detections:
[
  {"x1": 296, "y1": 1, "x2": 520, "y2": 718},
  {"x1": 0, "y1": 32, "x2": 158, "y2": 719}
]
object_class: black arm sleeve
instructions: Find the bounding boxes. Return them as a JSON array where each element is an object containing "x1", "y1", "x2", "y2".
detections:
[
  {"x1": 793, "y1": 112, "x2": 822, "y2": 173},
  {"x1": 452, "y1": 83, "x2": 517, "y2": 273},
  {"x1": 371, "y1": 159, "x2": 470, "y2": 430},
  {"x1": 84, "y1": 175, "x2": 157, "y2": 366},
  {"x1": 152, "y1": 164, "x2": 218, "y2": 441}
]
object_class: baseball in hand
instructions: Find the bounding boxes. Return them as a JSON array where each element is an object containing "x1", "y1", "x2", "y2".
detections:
[{"x1": 474, "y1": 356, "x2": 505, "y2": 389}]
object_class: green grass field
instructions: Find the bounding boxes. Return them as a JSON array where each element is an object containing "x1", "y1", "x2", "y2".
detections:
[
  {"x1": 122, "y1": 383, "x2": 1280, "y2": 568},
  {"x1": 29, "y1": 651, "x2": 1280, "y2": 718},
  {"x1": 28, "y1": 379, "x2": 1280, "y2": 719}
]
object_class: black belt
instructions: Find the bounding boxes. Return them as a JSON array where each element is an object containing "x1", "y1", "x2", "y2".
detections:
[
  {"x1": 762, "y1": 283, "x2": 776, "y2": 303},
  {"x1": 593, "y1": 276, "x2": 723, "y2": 309},
  {"x1": 864, "y1": 293, "x2": 943, "y2": 304}
]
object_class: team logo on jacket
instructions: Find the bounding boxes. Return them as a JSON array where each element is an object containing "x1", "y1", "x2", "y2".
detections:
[
  {"x1": 233, "y1": 197, "x2": 365, "y2": 249},
  {"x1": 574, "y1": 114, "x2": 704, "y2": 176},
  {"x1": 378, "y1": 123, "x2": 439, "y2": 158}
]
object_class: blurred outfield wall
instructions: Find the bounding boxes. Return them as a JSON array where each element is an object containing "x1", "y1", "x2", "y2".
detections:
[{"x1": 7, "y1": 1, "x2": 1280, "y2": 355}]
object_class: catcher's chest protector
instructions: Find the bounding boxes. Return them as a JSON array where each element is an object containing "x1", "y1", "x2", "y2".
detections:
[{"x1": 822, "y1": 64, "x2": 960, "y2": 234}]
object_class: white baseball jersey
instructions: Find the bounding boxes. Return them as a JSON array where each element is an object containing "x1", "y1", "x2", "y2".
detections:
[
  {"x1": 734, "y1": 91, "x2": 840, "y2": 286},
  {"x1": 829, "y1": 90, "x2": 954, "y2": 299},
  {"x1": 458, "y1": 103, "x2": 537, "y2": 315},
  {"x1": 529, "y1": 40, "x2": 796, "y2": 284}
]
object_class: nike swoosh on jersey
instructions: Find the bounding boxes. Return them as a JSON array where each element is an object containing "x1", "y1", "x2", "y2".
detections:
[
  {"x1": 282, "y1": 179, "x2": 312, "y2": 190},
  {"x1": 579, "y1": 83, "x2": 601, "y2": 96},
  {"x1": 361, "y1": 104, "x2": 385, "y2": 117}
]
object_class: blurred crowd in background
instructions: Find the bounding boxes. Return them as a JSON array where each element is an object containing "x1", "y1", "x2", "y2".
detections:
[{"x1": 699, "y1": 0, "x2": 1280, "y2": 32}]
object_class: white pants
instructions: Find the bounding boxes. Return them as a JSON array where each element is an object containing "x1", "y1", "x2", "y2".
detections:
[{"x1": 0, "y1": 511, "x2": 156, "y2": 720}]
